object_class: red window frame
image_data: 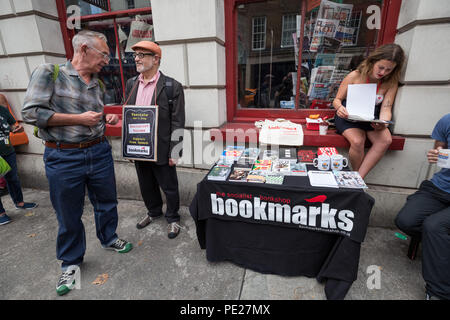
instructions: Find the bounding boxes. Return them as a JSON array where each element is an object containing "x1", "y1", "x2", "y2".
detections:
[
  {"x1": 55, "y1": 0, "x2": 152, "y2": 113},
  {"x1": 224, "y1": 0, "x2": 402, "y2": 123}
]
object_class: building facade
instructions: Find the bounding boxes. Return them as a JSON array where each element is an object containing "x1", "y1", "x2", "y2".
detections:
[{"x1": 0, "y1": 0, "x2": 449, "y2": 228}]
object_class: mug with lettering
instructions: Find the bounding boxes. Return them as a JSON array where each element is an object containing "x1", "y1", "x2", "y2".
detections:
[
  {"x1": 331, "y1": 154, "x2": 348, "y2": 171},
  {"x1": 437, "y1": 148, "x2": 450, "y2": 168},
  {"x1": 313, "y1": 154, "x2": 330, "y2": 171}
]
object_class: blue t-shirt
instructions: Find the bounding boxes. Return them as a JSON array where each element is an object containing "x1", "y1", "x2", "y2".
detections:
[{"x1": 430, "y1": 113, "x2": 450, "y2": 194}]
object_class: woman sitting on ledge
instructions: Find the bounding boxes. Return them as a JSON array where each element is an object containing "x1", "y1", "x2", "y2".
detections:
[{"x1": 332, "y1": 43, "x2": 405, "y2": 178}]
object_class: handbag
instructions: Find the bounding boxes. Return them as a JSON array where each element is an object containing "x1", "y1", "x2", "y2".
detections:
[
  {"x1": 0, "y1": 156, "x2": 11, "y2": 177},
  {"x1": 1, "y1": 94, "x2": 29, "y2": 146}
]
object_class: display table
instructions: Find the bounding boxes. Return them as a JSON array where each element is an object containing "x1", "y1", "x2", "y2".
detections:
[{"x1": 189, "y1": 167, "x2": 375, "y2": 300}]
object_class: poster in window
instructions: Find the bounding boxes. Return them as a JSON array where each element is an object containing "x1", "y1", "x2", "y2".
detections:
[
  {"x1": 122, "y1": 105, "x2": 158, "y2": 161},
  {"x1": 125, "y1": 17, "x2": 154, "y2": 52}
]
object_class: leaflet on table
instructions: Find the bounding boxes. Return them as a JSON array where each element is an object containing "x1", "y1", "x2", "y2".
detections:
[
  {"x1": 207, "y1": 165, "x2": 232, "y2": 181},
  {"x1": 222, "y1": 146, "x2": 244, "y2": 162},
  {"x1": 228, "y1": 167, "x2": 251, "y2": 182},
  {"x1": 308, "y1": 170, "x2": 339, "y2": 188},
  {"x1": 333, "y1": 171, "x2": 368, "y2": 189}
]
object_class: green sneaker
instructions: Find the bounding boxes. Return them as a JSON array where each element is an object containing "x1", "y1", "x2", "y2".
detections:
[
  {"x1": 104, "y1": 238, "x2": 133, "y2": 253},
  {"x1": 56, "y1": 265, "x2": 79, "y2": 296}
]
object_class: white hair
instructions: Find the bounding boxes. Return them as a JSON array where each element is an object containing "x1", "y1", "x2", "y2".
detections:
[{"x1": 72, "y1": 30, "x2": 107, "y2": 52}]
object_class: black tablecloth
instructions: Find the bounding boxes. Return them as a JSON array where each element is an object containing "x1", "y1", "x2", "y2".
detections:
[{"x1": 189, "y1": 170, "x2": 375, "y2": 300}]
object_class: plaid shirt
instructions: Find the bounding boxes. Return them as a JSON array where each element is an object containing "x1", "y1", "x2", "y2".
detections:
[{"x1": 22, "y1": 61, "x2": 105, "y2": 143}]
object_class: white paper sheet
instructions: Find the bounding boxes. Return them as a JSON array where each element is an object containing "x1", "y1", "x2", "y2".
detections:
[
  {"x1": 308, "y1": 171, "x2": 339, "y2": 188},
  {"x1": 346, "y1": 83, "x2": 377, "y2": 120}
]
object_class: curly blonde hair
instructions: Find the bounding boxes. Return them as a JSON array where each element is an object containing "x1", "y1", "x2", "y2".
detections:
[{"x1": 357, "y1": 43, "x2": 405, "y2": 86}]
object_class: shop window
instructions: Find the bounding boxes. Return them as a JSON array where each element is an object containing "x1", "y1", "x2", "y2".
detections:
[
  {"x1": 231, "y1": 0, "x2": 396, "y2": 118},
  {"x1": 61, "y1": 0, "x2": 152, "y2": 105}
]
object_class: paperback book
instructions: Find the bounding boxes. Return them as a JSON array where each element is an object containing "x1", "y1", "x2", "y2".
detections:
[
  {"x1": 272, "y1": 160, "x2": 291, "y2": 174},
  {"x1": 288, "y1": 162, "x2": 308, "y2": 176},
  {"x1": 207, "y1": 165, "x2": 232, "y2": 181},
  {"x1": 333, "y1": 171, "x2": 368, "y2": 189},
  {"x1": 253, "y1": 159, "x2": 272, "y2": 171},
  {"x1": 228, "y1": 168, "x2": 251, "y2": 182},
  {"x1": 265, "y1": 173, "x2": 284, "y2": 185},
  {"x1": 246, "y1": 170, "x2": 267, "y2": 183},
  {"x1": 297, "y1": 149, "x2": 316, "y2": 163},
  {"x1": 279, "y1": 147, "x2": 298, "y2": 164}
]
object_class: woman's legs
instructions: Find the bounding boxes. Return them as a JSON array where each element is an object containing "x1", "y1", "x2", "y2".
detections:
[
  {"x1": 342, "y1": 128, "x2": 366, "y2": 171},
  {"x1": 359, "y1": 128, "x2": 392, "y2": 178}
]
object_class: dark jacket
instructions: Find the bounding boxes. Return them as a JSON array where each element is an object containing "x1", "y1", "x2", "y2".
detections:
[{"x1": 125, "y1": 71, "x2": 185, "y2": 165}]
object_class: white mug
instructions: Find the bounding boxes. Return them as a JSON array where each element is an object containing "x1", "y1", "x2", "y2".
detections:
[
  {"x1": 319, "y1": 124, "x2": 328, "y2": 135},
  {"x1": 331, "y1": 154, "x2": 348, "y2": 171},
  {"x1": 437, "y1": 149, "x2": 450, "y2": 168},
  {"x1": 313, "y1": 154, "x2": 330, "y2": 171}
]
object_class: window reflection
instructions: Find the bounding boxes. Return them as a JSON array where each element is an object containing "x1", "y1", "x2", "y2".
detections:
[
  {"x1": 80, "y1": 14, "x2": 152, "y2": 104},
  {"x1": 65, "y1": 0, "x2": 151, "y2": 15},
  {"x1": 237, "y1": 0, "x2": 381, "y2": 110}
]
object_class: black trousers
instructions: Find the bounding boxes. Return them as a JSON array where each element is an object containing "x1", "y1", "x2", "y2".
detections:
[
  {"x1": 135, "y1": 161, "x2": 180, "y2": 223},
  {"x1": 395, "y1": 180, "x2": 450, "y2": 299}
]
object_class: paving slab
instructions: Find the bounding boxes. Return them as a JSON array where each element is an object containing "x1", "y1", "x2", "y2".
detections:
[{"x1": 0, "y1": 188, "x2": 425, "y2": 300}]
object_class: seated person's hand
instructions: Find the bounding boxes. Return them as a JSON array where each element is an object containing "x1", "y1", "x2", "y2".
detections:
[
  {"x1": 427, "y1": 146, "x2": 441, "y2": 163},
  {"x1": 336, "y1": 105, "x2": 348, "y2": 119},
  {"x1": 370, "y1": 122, "x2": 388, "y2": 130}
]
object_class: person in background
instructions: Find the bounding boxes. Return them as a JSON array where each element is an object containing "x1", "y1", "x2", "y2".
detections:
[
  {"x1": 0, "y1": 94, "x2": 37, "y2": 226},
  {"x1": 22, "y1": 30, "x2": 132, "y2": 296},
  {"x1": 332, "y1": 43, "x2": 405, "y2": 178},
  {"x1": 395, "y1": 113, "x2": 450, "y2": 300},
  {"x1": 124, "y1": 41, "x2": 185, "y2": 239}
]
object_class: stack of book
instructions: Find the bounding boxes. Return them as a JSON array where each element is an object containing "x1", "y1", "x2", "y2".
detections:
[{"x1": 246, "y1": 170, "x2": 267, "y2": 183}]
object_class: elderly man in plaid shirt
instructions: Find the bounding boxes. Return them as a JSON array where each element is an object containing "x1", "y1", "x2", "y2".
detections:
[{"x1": 22, "y1": 30, "x2": 132, "y2": 296}]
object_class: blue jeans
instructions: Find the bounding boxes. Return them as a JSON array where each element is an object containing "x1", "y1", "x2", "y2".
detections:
[
  {"x1": 44, "y1": 140, "x2": 119, "y2": 269},
  {"x1": 0, "y1": 151, "x2": 24, "y2": 213}
]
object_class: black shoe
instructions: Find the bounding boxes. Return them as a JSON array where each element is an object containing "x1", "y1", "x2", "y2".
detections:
[{"x1": 168, "y1": 222, "x2": 181, "y2": 239}]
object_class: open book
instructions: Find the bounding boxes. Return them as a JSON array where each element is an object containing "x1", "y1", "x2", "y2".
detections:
[{"x1": 346, "y1": 84, "x2": 394, "y2": 124}]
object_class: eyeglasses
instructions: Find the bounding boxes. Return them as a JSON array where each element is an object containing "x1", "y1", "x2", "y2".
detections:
[
  {"x1": 87, "y1": 46, "x2": 111, "y2": 62},
  {"x1": 132, "y1": 52, "x2": 155, "y2": 59}
]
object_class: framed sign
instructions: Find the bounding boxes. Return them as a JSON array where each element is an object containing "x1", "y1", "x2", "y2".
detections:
[{"x1": 122, "y1": 105, "x2": 158, "y2": 161}]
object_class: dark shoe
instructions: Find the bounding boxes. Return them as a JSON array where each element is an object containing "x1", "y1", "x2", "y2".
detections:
[
  {"x1": 136, "y1": 215, "x2": 161, "y2": 229},
  {"x1": 103, "y1": 238, "x2": 133, "y2": 253},
  {"x1": 0, "y1": 214, "x2": 11, "y2": 225},
  {"x1": 168, "y1": 222, "x2": 181, "y2": 239},
  {"x1": 15, "y1": 202, "x2": 38, "y2": 210},
  {"x1": 426, "y1": 292, "x2": 443, "y2": 300}
]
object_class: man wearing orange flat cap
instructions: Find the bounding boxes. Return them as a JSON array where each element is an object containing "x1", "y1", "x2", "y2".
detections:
[{"x1": 125, "y1": 40, "x2": 185, "y2": 239}]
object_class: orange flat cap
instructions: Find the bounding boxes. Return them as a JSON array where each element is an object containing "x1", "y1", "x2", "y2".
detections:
[{"x1": 131, "y1": 41, "x2": 162, "y2": 57}]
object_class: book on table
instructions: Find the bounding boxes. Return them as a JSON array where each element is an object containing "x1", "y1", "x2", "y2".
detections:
[
  {"x1": 246, "y1": 170, "x2": 267, "y2": 183},
  {"x1": 297, "y1": 149, "x2": 316, "y2": 164},
  {"x1": 265, "y1": 172, "x2": 284, "y2": 185},
  {"x1": 272, "y1": 160, "x2": 291, "y2": 174},
  {"x1": 288, "y1": 162, "x2": 308, "y2": 176},
  {"x1": 228, "y1": 167, "x2": 251, "y2": 182},
  {"x1": 207, "y1": 165, "x2": 232, "y2": 181},
  {"x1": 279, "y1": 147, "x2": 298, "y2": 164},
  {"x1": 333, "y1": 171, "x2": 368, "y2": 189}
]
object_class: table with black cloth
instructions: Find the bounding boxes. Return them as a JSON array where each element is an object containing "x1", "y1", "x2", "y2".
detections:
[{"x1": 189, "y1": 166, "x2": 375, "y2": 300}]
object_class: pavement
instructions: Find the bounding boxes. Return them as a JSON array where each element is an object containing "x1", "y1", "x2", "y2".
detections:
[{"x1": 0, "y1": 188, "x2": 426, "y2": 301}]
